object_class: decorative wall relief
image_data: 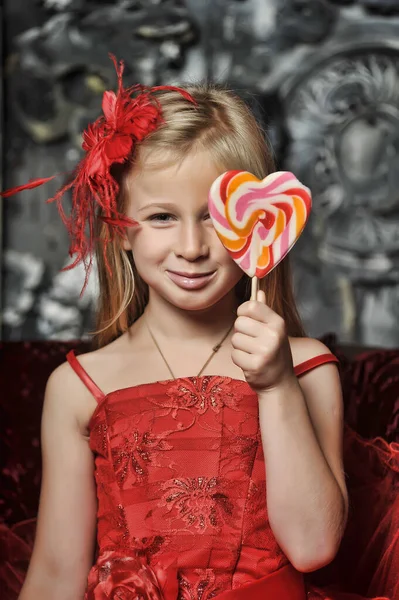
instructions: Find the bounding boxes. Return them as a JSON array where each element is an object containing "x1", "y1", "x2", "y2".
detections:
[
  {"x1": 2, "y1": 0, "x2": 399, "y2": 346},
  {"x1": 2, "y1": 0, "x2": 199, "y2": 340},
  {"x1": 280, "y1": 18, "x2": 399, "y2": 345}
]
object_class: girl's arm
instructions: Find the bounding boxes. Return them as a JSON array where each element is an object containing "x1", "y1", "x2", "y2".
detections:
[
  {"x1": 257, "y1": 339, "x2": 348, "y2": 573},
  {"x1": 19, "y1": 363, "x2": 97, "y2": 600},
  {"x1": 232, "y1": 297, "x2": 348, "y2": 574}
]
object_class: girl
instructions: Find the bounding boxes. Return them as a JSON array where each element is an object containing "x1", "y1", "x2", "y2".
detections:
[{"x1": 4, "y1": 58, "x2": 397, "y2": 600}]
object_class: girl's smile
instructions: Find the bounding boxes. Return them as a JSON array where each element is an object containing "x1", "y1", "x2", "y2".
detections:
[{"x1": 165, "y1": 269, "x2": 217, "y2": 290}]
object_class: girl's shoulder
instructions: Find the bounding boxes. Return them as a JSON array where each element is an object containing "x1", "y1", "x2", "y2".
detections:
[
  {"x1": 64, "y1": 326, "x2": 156, "y2": 402},
  {"x1": 289, "y1": 336, "x2": 335, "y2": 369},
  {"x1": 51, "y1": 335, "x2": 123, "y2": 385},
  {"x1": 43, "y1": 355, "x2": 99, "y2": 439},
  {"x1": 67, "y1": 334, "x2": 127, "y2": 372},
  {"x1": 64, "y1": 335, "x2": 131, "y2": 392},
  {"x1": 46, "y1": 333, "x2": 136, "y2": 435}
]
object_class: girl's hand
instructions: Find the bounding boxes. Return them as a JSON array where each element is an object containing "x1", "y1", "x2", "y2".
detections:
[{"x1": 231, "y1": 290, "x2": 296, "y2": 395}]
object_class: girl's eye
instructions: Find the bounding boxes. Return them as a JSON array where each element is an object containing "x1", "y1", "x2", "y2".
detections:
[
  {"x1": 148, "y1": 213, "x2": 211, "y2": 222},
  {"x1": 148, "y1": 213, "x2": 175, "y2": 222}
]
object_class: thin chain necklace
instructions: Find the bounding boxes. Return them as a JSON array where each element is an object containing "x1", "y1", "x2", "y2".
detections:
[{"x1": 146, "y1": 319, "x2": 234, "y2": 379}]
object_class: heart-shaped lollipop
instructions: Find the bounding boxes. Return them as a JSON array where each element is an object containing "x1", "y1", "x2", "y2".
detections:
[{"x1": 208, "y1": 170, "x2": 312, "y2": 298}]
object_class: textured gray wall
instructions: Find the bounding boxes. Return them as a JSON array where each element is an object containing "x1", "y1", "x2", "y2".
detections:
[{"x1": 2, "y1": 0, "x2": 399, "y2": 345}]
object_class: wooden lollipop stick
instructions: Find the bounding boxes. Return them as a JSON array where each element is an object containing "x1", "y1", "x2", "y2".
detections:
[{"x1": 251, "y1": 276, "x2": 258, "y2": 301}]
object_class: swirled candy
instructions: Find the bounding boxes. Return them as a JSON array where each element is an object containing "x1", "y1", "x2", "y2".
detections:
[{"x1": 208, "y1": 171, "x2": 312, "y2": 278}]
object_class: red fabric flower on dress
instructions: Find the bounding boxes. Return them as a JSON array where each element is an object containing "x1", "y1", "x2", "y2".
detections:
[
  {"x1": 160, "y1": 477, "x2": 234, "y2": 532},
  {"x1": 111, "y1": 428, "x2": 173, "y2": 488},
  {"x1": 85, "y1": 549, "x2": 178, "y2": 600},
  {"x1": 165, "y1": 377, "x2": 242, "y2": 416},
  {"x1": 1, "y1": 55, "x2": 196, "y2": 293},
  {"x1": 179, "y1": 569, "x2": 221, "y2": 600}
]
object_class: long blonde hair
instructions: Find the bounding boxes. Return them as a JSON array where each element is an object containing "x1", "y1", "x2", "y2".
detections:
[{"x1": 94, "y1": 84, "x2": 305, "y2": 347}]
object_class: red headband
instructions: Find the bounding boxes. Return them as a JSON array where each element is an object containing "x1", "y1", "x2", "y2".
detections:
[{"x1": 1, "y1": 54, "x2": 196, "y2": 293}]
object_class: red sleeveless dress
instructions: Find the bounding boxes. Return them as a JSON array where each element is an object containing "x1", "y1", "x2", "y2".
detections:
[{"x1": 66, "y1": 351, "x2": 399, "y2": 600}]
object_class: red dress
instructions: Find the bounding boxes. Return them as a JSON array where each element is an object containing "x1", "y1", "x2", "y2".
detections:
[{"x1": 66, "y1": 351, "x2": 399, "y2": 600}]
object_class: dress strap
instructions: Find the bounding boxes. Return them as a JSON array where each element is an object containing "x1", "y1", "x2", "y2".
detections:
[
  {"x1": 66, "y1": 350, "x2": 106, "y2": 403},
  {"x1": 294, "y1": 353, "x2": 339, "y2": 378}
]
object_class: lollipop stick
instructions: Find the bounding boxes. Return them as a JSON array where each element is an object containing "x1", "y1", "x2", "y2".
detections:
[{"x1": 251, "y1": 276, "x2": 258, "y2": 301}]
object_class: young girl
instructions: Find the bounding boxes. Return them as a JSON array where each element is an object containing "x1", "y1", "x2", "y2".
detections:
[{"x1": 5, "y1": 59, "x2": 397, "y2": 600}]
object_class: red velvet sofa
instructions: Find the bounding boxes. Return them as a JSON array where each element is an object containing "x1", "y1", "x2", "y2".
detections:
[{"x1": 0, "y1": 337, "x2": 398, "y2": 599}]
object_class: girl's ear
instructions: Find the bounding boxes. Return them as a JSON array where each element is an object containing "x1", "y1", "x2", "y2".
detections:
[{"x1": 122, "y1": 234, "x2": 133, "y2": 251}]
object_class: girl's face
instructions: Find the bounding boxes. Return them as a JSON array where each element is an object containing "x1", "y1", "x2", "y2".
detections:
[{"x1": 123, "y1": 150, "x2": 243, "y2": 312}]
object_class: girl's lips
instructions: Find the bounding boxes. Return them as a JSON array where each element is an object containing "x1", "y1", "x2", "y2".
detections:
[{"x1": 166, "y1": 270, "x2": 216, "y2": 290}]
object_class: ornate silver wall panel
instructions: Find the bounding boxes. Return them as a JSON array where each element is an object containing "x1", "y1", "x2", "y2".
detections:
[{"x1": 2, "y1": 0, "x2": 399, "y2": 346}]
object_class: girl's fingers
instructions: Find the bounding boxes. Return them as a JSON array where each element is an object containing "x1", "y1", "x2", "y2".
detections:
[
  {"x1": 237, "y1": 299, "x2": 280, "y2": 324},
  {"x1": 231, "y1": 332, "x2": 261, "y2": 354},
  {"x1": 257, "y1": 290, "x2": 266, "y2": 304},
  {"x1": 234, "y1": 315, "x2": 261, "y2": 337},
  {"x1": 231, "y1": 348, "x2": 255, "y2": 371}
]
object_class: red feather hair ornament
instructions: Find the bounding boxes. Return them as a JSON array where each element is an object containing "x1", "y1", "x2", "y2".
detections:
[{"x1": 1, "y1": 54, "x2": 196, "y2": 293}]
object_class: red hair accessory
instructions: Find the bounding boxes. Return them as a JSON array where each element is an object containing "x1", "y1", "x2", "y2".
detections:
[{"x1": 1, "y1": 54, "x2": 196, "y2": 293}]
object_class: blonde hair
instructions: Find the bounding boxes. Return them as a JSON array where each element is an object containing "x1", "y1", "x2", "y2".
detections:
[{"x1": 94, "y1": 83, "x2": 305, "y2": 347}]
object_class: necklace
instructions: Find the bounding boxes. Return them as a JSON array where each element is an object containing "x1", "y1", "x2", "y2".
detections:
[{"x1": 146, "y1": 320, "x2": 234, "y2": 379}]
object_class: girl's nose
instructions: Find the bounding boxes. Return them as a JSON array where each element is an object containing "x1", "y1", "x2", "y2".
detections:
[{"x1": 175, "y1": 222, "x2": 209, "y2": 261}]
